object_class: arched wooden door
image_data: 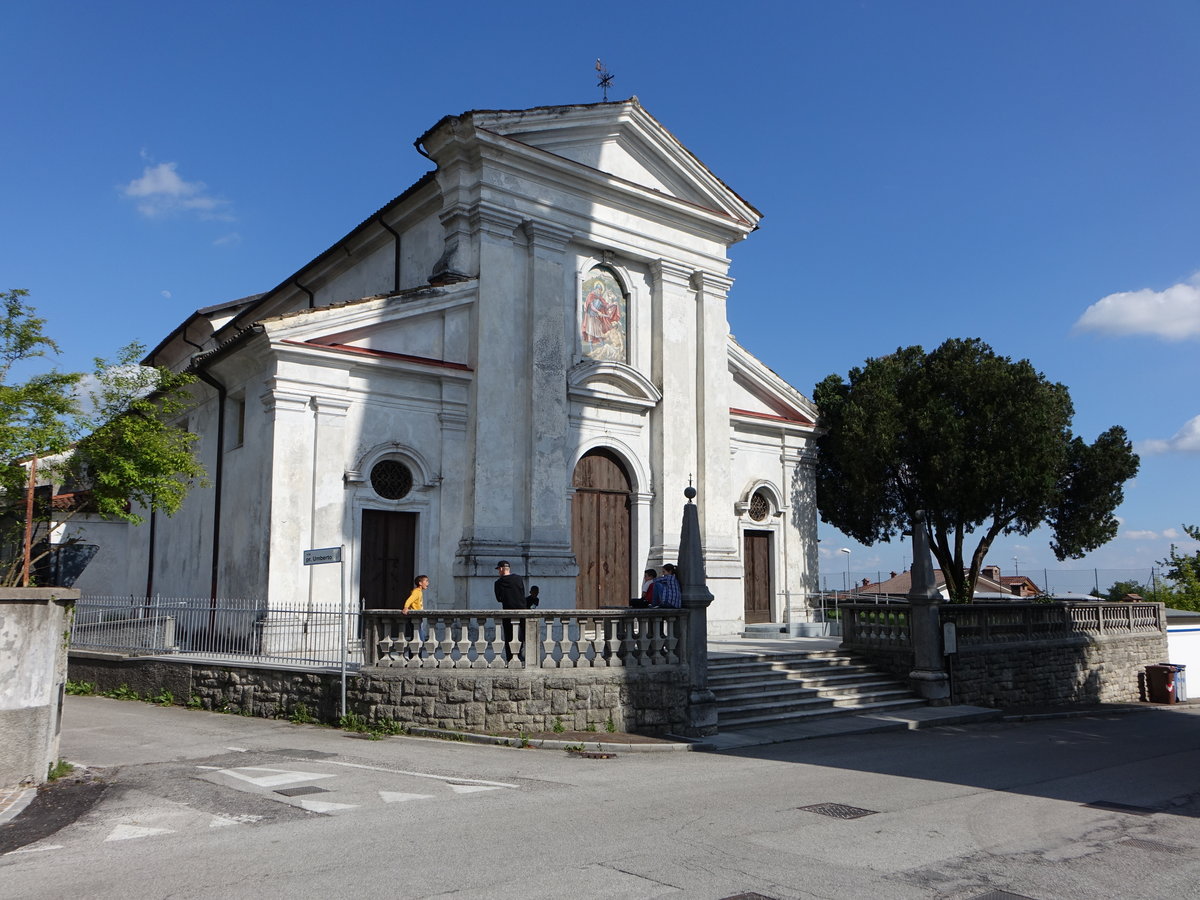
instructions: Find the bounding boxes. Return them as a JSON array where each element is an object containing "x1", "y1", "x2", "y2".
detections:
[{"x1": 571, "y1": 450, "x2": 632, "y2": 609}]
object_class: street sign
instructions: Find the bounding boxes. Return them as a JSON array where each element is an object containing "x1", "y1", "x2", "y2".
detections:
[{"x1": 303, "y1": 547, "x2": 342, "y2": 566}]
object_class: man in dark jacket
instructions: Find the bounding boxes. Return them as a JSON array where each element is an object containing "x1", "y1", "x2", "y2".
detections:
[{"x1": 494, "y1": 560, "x2": 526, "y2": 661}]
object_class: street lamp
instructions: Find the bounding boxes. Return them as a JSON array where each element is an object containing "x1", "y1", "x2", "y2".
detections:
[{"x1": 840, "y1": 548, "x2": 851, "y2": 594}]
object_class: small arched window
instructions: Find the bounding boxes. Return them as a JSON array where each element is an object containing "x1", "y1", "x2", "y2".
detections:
[{"x1": 749, "y1": 490, "x2": 771, "y2": 522}]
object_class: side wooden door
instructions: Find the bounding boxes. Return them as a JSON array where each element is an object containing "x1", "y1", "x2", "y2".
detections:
[
  {"x1": 743, "y1": 529, "x2": 772, "y2": 624},
  {"x1": 360, "y1": 510, "x2": 416, "y2": 609}
]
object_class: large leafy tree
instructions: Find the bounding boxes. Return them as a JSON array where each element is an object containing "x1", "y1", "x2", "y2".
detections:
[
  {"x1": 814, "y1": 338, "x2": 1139, "y2": 601},
  {"x1": 0, "y1": 289, "x2": 205, "y2": 585},
  {"x1": 1156, "y1": 525, "x2": 1200, "y2": 612}
]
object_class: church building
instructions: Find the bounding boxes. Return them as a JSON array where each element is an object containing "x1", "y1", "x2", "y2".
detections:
[{"x1": 77, "y1": 99, "x2": 820, "y2": 635}]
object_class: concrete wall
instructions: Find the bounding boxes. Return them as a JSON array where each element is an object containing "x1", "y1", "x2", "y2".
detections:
[
  {"x1": 68, "y1": 653, "x2": 690, "y2": 736},
  {"x1": 1, "y1": 589, "x2": 77, "y2": 788}
]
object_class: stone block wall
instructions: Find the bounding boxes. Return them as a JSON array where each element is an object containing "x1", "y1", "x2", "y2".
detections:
[
  {"x1": 68, "y1": 653, "x2": 690, "y2": 735},
  {"x1": 948, "y1": 633, "x2": 1167, "y2": 707},
  {"x1": 846, "y1": 632, "x2": 1167, "y2": 707}
]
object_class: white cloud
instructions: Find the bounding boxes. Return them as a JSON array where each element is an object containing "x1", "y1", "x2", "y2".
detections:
[
  {"x1": 1125, "y1": 529, "x2": 1160, "y2": 540},
  {"x1": 1073, "y1": 275, "x2": 1200, "y2": 341},
  {"x1": 1138, "y1": 414, "x2": 1200, "y2": 455},
  {"x1": 121, "y1": 161, "x2": 233, "y2": 220},
  {"x1": 1163, "y1": 528, "x2": 1180, "y2": 540},
  {"x1": 160, "y1": 290, "x2": 172, "y2": 299},
  {"x1": 213, "y1": 232, "x2": 241, "y2": 247}
]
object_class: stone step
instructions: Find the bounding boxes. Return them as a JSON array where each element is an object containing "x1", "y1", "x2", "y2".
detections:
[
  {"x1": 709, "y1": 666, "x2": 880, "y2": 688},
  {"x1": 713, "y1": 678, "x2": 908, "y2": 703},
  {"x1": 718, "y1": 685, "x2": 917, "y2": 715},
  {"x1": 718, "y1": 697, "x2": 927, "y2": 730}
]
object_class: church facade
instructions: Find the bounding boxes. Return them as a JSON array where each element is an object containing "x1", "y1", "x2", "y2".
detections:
[{"x1": 77, "y1": 100, "x2": 820, "y2": 634}]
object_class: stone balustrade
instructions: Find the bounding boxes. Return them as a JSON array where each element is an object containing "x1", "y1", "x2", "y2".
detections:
[{"x1": 363, "y1": 609, "x2": 684, "y2": 669}]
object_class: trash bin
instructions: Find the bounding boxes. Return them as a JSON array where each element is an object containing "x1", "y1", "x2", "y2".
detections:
[
  {"x1": 1145, "y1": 664, "x2": 1177, "y2": 704},
  {"x1": 1159, "y1": 663, "x2": 1187, "y2": 702}
]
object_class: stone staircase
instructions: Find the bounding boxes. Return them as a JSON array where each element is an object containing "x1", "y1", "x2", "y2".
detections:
[{"x1": 709, "y1": 649, "x2": 926, "y2": 730}]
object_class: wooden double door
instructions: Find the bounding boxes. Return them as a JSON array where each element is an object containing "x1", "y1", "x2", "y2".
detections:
[{"x1": 571, "y1": 450, "x2": 632, "y2": 610}]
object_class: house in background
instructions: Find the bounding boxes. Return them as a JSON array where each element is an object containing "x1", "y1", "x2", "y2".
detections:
[
  {"x1": 66, "y1": 99, "x2": 820, "y2": 635},
  {"x1": 852, "y1": 565, "x2": 1043, "y2": 601}
]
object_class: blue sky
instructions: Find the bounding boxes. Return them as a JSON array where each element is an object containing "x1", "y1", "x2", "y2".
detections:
[{"x1": 4, "y1": 1, "x2": 1197, "y2": 592}]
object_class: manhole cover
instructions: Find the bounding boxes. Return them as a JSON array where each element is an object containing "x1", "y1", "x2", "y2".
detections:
[
  {"x1": 1083, "y1": 800, "x2": 1156, "y2": 816},
  {"x1": 275, "y1": 786, "x2": 330, "y2": 797},
  {"x1": 796, "y1": 802, "x2": 878, "y2": 819}
]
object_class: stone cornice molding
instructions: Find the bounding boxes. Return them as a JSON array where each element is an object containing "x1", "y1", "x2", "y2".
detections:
[
  {"x1": 691, "y1": 270, "x2": 734, "y2": 297},
  {"x1": 311, "y1": 395, "x2": 352, "y2": 422},
  {"x1": 649, "y1": 259, "x2": 694, "y2": 291},
  {"x1": 260, "y1": 387, "x2": 309, "y2": 415},
  {"x1": 522, "y1": 219, "x2": 574, "y2": 254},
  {"x1": 470, "y1": 202, "x2": 524, "y2": 239}
]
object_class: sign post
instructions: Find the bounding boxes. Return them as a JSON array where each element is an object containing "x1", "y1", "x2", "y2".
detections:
[{"x1": 304, "y1": 546, "x2": 347, "y2": 718}]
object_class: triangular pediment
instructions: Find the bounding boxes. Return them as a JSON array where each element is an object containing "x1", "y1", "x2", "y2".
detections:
[
  {"x1": 728, "y1": 337, "x2": 817, "y2": 427},
  {"x1": 469, "y1": 100, "x2": 760, "y2": 226},
  {"x1": 567, "y1": 360, "x2": 661, "y2": 413}
]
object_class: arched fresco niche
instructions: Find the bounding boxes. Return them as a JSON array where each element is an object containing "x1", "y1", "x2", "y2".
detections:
[{"x1": 579, "y1": 266, "x2": 626, "y2": 363}]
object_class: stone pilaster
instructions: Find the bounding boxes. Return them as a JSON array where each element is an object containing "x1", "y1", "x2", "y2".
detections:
[{"x1": 648, "y1": 258, "x2": 697, "y2": 564}]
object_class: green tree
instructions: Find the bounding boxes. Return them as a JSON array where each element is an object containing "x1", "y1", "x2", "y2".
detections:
[
  {"x1": 0, "y1": 290, "x2": 205, "y2": 585},
  {"x1": 814, "y1": 338, "x2": 1139, "y2": 601},
  {"x1": 1102, "y1": 579, "x2": 1155, "y2": 603},
  {"x1": 1157, "y1": 525, "x2": 1200, "y2": 612}
]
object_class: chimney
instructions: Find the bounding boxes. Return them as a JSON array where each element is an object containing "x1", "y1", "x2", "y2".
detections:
[
  {"x1": 982, "y1": 565, "x2": 1000, "y2": 582},
  {"x1": 889, "y1": 571, "x2": 897, "y2": 579}
]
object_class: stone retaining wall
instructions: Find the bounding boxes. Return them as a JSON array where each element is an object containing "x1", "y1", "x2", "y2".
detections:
[
  {"x1": 68, "y1": 653, "x2": 690, "y2": 735},
  {"x1": 847, "y1": 631, "x2": 1167, "y2": 707}
]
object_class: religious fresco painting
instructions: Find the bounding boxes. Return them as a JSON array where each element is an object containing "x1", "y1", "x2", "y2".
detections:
[{"x1": 580, "y1": 266, "x2": 626, "y2": 362}]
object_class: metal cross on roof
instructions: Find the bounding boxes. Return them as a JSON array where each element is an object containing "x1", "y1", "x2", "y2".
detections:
[{"x1": 595, "y1": 58, "x2": 614, "y2": 102}]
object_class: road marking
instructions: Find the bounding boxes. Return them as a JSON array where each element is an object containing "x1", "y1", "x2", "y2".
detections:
[
  {"x1": 209, "y1": 814, "x2": 264, "y2": 827},
  {"x1": 106, "y1": 824, "x2": 175, "y2": 841},
  {"x1": 226, "y1": 747, "x2": 248, "y2": 752},
  {"x1": 296, "y1": 799, "x2": 357, "y2": 813},
  {"x1": 6, "y1": 844, "x2": 63, "y2": 854},
  {"x1": 206, "y1": 767, "x2": 338, "y2": 788},
  {"x1": 379, "y1": 792, "x2": 434, "y2": 803},
  {"x1": 303, "y1": 758, "x2": 517, "y2": 789},
  {"x1": 447, "y1": 784, "x2": 503, "y2": 794}
]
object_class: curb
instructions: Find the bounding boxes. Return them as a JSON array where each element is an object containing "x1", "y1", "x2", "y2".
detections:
[
  {"x1": 405, "y1": 726, "x2": 696, "y2": 753},
  {"x1": 0, "y1": 787, "x2": 37, "y2": 826}
]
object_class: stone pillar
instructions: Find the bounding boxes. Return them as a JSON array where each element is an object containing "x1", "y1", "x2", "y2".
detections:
[
  {"x1": 677, "y1": 486, "x2": 717, "y2": 736},
  {"x1": 523, "y1": 220, "x2": 576, "y2": 577},
  {"x1": 0, "y1": 588, "x2": 78, "y2": 788},
  {"x1": 648, "y1": 260, "x2": 697, "y2": 565},
  {"x1": 691, "y1": 270, "x2": 738, "y2": 570},
  {"x1": 907, "y1": 510, "x2": 950, "y2": 704},
  {"x1": 263, "y1": 384, "x2": 316, "y2": 606}
]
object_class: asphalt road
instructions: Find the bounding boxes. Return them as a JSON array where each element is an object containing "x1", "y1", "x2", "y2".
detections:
[{"x1": 2, "y1": 696, "x2": 1199, "y2": 899}]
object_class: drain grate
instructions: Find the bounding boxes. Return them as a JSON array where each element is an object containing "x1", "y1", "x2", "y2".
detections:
[
  {"x1": 969, "y1": 892, "x2": 1038, "y2": 900},
  {"x1": 719, "y1": 894, "x2": 777, "y2": 900},
  {"x1": 797, "y1": 802, "x2": 878, "y2": 819},
  {"x1": 275, "y1": 786, "x2": 330, "y2": 797},
  {"x1": 1118, "y1": 837, "x2": 1185, "y2": 853},
  {"x1": 576, "y1": 751, "x2": 617, "y2": 759},
  {"x1": 1083, "y1": 800, "x2": 1156, "y2": 816}
]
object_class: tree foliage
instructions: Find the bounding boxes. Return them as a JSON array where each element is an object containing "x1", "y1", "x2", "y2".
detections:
[
  {"x1": 0, "y1": 289, "x2": 205, "y2": 585},
  {"x1": 814, "y1": 338, "x2": 1139, "y2": 601},
  {"x1": 1156, "y1": 525, "x2": 1200, "y2": 612}
]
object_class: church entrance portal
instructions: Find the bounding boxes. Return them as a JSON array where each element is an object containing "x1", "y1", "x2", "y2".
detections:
[
  {"x1": 743, "y1": 529, "x2": 772, "y2": 624},
  {"x1": 360, "y1": 510, "x2": 416, "y2": 609},
  {"x1": 571, "y1": 450, "x2": 632, "y2": 610}
]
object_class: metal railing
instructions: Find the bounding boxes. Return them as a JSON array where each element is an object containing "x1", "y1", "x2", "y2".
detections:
[
  {"x1": 71, "y1": 595, "x2": 361, "y2": 669},
  {"x1": 363, "y1": 609, "x2": 686, "y2": 669}
]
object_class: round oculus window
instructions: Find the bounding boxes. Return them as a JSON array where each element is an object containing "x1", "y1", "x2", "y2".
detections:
[
  {"x1": 749, "y1": 491, "x2": 770, "y2": 522},
  {"x1": 370, "y1": 460, "x2": 413, "y2": 500}
]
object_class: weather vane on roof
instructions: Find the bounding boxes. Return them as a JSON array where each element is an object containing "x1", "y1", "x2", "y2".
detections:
[{"x1": 595, "y1": 58, "x2": 614, "y2": 102}]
